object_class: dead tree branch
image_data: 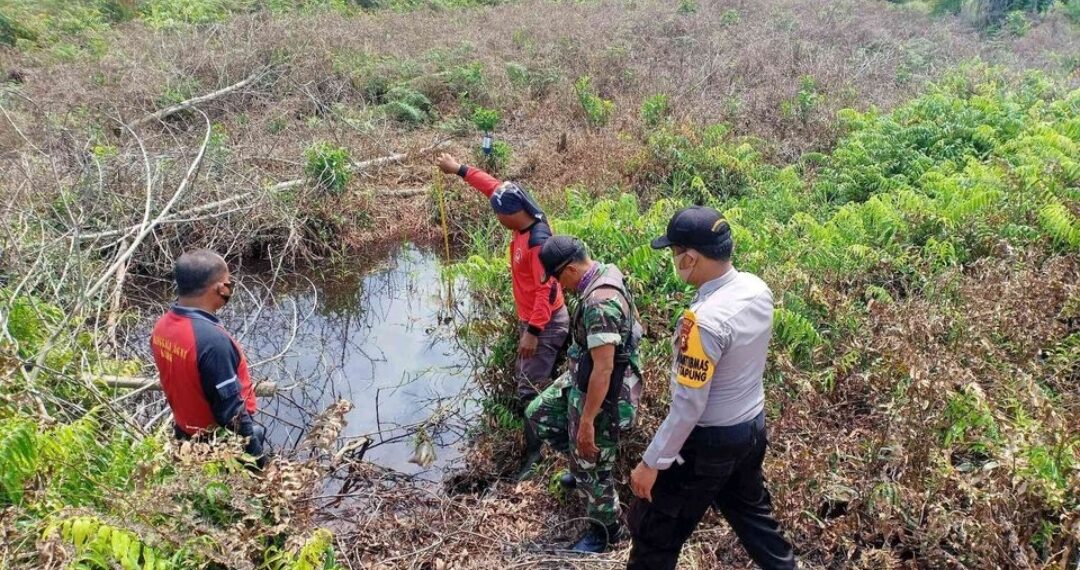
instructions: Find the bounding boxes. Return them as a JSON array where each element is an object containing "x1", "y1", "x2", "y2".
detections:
[
  {"x1": 126, "y1": 68, "x2": 272, "y2": 130},
  {"x1": 86, "y1": 110, "x2": 213, "y2": 298}
]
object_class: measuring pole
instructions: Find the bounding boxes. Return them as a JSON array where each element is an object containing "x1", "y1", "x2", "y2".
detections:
[{"x1": 434, "y1": 167, "x2": 454, "y2": 308}]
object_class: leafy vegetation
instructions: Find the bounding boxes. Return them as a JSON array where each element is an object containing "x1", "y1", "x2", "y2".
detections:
[
  {"x1": 639, "y1": 93, "x2": 670, "y2": 129},
  {"x1": 0, "y1": 0, "x2": 508, "y2": 50},
  {"x1": 304, "y1": 142, "x2": 352, "y2": 193},
  {"x1": 473, "y1": 139, "x2": 512, "y2": 173},
  {"x1": 574, "y1": 75, "x2": 615, "y2": 128},
  {"x1": 455, "y1": 66, "x2": 1080, "y2": 564},
  {"x1": 922, "y1": 0, "x2": 1061, "y2": 28},
  {"x1": 3, "y1": 0, "x2": 1079, "y2": 566},
  {"x1": 470, "y1": 106, "x2": 500, "y2": 132},
  {"x1": 1, "y1": 291, "x2": 347, "y2": 569}
]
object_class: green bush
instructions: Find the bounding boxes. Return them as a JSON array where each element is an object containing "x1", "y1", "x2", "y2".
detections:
[
  {"x1": 265, "y1": 0, "x2": 351, "y2": 13},
  {"x1": 639, "y1": 122, "x2": 758, "y2": 203},
  {"x1": 304, "y1": 142, "x2": 352, "y2": 194},
  {"x1": 446, "y1": 61, "x2": 486, "y2": 100},
  {"x1": 475, "y1": 139, "x2": 512, "y2": 173},
  {"x1": 1005, "y1": 9, "x2": 1031, "y2": 34},
  {"x1": 334, "y1": 50, "x2": 419, "y2": 102},
  {"x1": 0, "y1": 12, "x2": 38, "y2": 47},
  {"x1": 2, "y1": 288, "x2": 64, "y2": 359},
  {"x1": 574, "y1": 76, "x2": 615, "y2": 127},
  {"x1": 505, "y1": 62, "x2": 530, "y2": 88},
  {"x1": 0, "y1": 0, "x2": 134, "y2": 48},
  {"x1": 781, "y1": 75, "x2": 820, "y2": 123},
  {"x1": 471, "y1": 106, "x2": 500, "y2": 132},
  {"x1": 640, "y1": 94, "x2": 670, "y2": 128},
  {"x1": 930, "y1": 0, "x2": 964, "y2": 15},
  {"x1": 1040, "y1": 202, "x2": 1080, "y2": 249},
  {"x1": 0, "y1": 411, "x2": 343, "y2": 569},
  {"x1": 1063, "y1": 0, "x2": 1080, "y2": 24},
  {"x1": 943, "y1": 385, "x2": 1000, "y2": 456},
  {"x1": 931, "y1": 0, "x2": 1055, "y2": 28}
]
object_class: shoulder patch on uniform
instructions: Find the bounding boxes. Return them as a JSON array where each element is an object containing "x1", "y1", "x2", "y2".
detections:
[
  {"x1": 589, "y1": 287, "x2": 619, "y2": 301},
  {"x1": 676, "y1": 310, "x2": 714, "y2": 389},
  {"x1": 527, "y1": 221, "x2": 552, "y2": 248}
]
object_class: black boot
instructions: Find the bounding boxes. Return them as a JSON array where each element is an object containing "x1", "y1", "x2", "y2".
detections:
[
  {"x1": 515, "y1": 420, "x2": 543, "y2": 481},
  {"x1": 570, "y1": 522, "x2": 623, "y2": 554}
]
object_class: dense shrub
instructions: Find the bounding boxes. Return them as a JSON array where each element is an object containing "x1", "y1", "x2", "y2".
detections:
[
  {"x1": 304, "y1": 142, "x2": 352, "y2": 193},
  {"x1": 640, "y1": 94, "x2": 670, "y2": 129}
]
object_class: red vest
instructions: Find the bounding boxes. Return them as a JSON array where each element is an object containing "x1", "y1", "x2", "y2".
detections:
[{"x1": 150, "y1": 308, "x2": 256, "y2": 435}]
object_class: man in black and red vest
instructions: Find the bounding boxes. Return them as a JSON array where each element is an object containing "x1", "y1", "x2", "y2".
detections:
[
  {"x1": 437, "y1": 153, "x2": 569, "y2": 479},
  {"x1": 150, "y1": 249, "x2": 267, "y2": 468}
]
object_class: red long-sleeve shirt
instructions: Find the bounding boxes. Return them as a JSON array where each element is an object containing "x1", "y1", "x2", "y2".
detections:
[{"x1": 461, "y1": 166, "x2": 565, "y2": 331}]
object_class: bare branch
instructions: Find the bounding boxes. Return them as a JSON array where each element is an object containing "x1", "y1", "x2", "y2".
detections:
[
  {"x1": 125, "y1": 67, "x2": 272, "y2": 130},
  {"x1": 86, "y1": 109, "x2": 214, "y2": 298}
]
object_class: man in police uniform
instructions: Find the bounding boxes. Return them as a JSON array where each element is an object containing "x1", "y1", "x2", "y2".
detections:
[
  {"x1": 627, "y1": 207, "x2": 795, "y2": 569},
  {"x1": 150, "y1": 249, "x2": 268, "y2": 469},
  {"x1": 528, "y1": 235, "x2": 643, "y2": 553}
]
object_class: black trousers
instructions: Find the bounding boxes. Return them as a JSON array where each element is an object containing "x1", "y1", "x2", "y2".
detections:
[{"x1": 627, "y1": 412, "x2": 795, "y2": 570}]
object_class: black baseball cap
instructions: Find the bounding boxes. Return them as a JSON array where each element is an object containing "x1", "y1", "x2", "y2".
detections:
[
  {"x1": 650, "y1": 206, "x2": 730, "y2": 250},
  {"x1": 540, "y1": 235, "x2": 587, "y2": 283}
]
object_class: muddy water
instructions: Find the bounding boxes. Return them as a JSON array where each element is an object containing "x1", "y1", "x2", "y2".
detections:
[{"x1": 229, "y1": 244, "x2": 477, "y2": 478}]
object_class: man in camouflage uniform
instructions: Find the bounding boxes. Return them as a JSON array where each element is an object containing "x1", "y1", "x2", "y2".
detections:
[{"x1": 527, "y1": 235, "x2": 643, "y2": 553}]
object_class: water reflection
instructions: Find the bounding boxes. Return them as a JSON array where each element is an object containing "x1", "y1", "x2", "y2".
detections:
[{"x1": 232, "y1": 244, "x2": 475, "y2": 479}]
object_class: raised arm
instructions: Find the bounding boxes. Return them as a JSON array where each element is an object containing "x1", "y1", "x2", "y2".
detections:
[{"x1": 436, "y1": 152, "x2": 501, "y2": 197}]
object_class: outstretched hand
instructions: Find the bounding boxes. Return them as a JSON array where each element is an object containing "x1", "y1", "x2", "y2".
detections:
[{"x1": 436, "y1": 153, "x2": 461, "y2": 175}]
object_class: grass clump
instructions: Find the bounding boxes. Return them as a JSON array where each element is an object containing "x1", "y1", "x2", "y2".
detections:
[{"x1": 141, "y1": 0, "x2": 248, "y2": 28}]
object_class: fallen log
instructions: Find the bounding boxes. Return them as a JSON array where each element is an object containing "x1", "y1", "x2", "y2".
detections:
[
  {"x1": 75, "y1": 140, "x2": 450, "y2": 242},
  {"x1": 126, "y1": 67, "x2": 273, "y2": 130},
  {"x1": 93, "y1": 375, "x2": 279, "y2": 396}
]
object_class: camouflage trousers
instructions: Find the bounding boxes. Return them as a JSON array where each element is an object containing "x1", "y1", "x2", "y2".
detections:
[{"x1": 525, "y1": 369, "x2": 641, "y2": 526}]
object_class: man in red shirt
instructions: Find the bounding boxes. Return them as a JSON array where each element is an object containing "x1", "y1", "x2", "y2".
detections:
[
  {"x1": 150, "y1": 249, "x2": 267, "y2": 468},
  {"x1": 437, "y1": 153, "x2": 569, "y2": 478}
]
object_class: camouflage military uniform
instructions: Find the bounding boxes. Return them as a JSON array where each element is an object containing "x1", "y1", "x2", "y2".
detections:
[{"x1": 526, "y1": 264, "x2": 642, "y2": 527}]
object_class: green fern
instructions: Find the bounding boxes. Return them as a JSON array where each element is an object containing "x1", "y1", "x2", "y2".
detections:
[
  {"x1": 943, "y1": 385, "x2": 1000, "y2": 456},
  {"x1": 381, "y1": 87, "x2": 432, "y2": 124},
  {"x1": 0, "y1": 418, "x2": 38, "y2": 505},
  {"x1": 772, "y1": 308, "x2": 823, "y2": 365},
  {"x1": 51, "y1": 515, "x2": 176, "y2": 570},
  {"x1": 1039, "y1": 202, "x2": 1080, "y2": 249}
]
